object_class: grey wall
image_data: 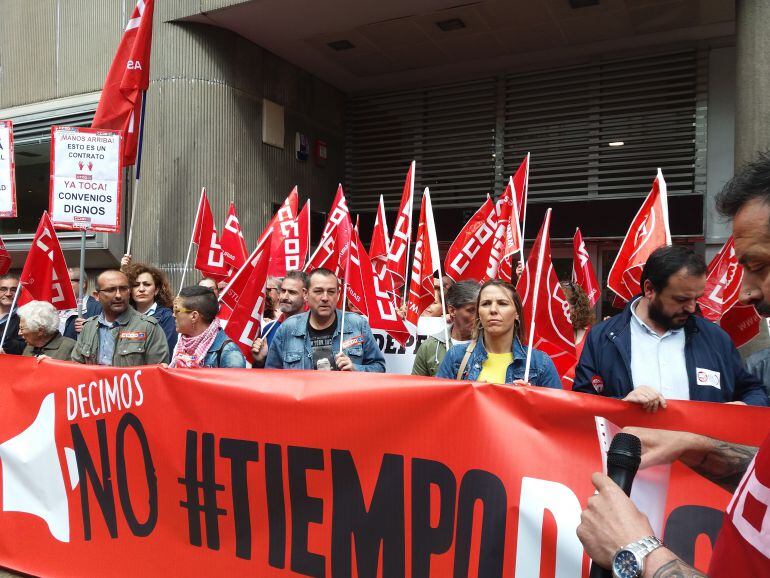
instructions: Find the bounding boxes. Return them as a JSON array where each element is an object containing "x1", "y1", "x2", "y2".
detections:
[{"x1": 0, "y1": 0, "x2": 346, "y2": 287}]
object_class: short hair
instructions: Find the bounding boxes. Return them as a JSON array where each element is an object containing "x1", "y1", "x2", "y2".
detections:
[
  {"x1": 0, "y1": 273, "x2": 19, "y2": 283},
  {"x1": 17, "y1": 300, "x2": 59, "y2": 335},
  {"x1": 639, "y1": 245, "x2": 707, "y2": 293},
  {"x1": 178, "y1": 286, "x2": 219, "y2": 324},
  {"x1": 124, "y1": 263, "x2": 174, "y2": 308},
  {"x1": 67, "y1": 267, "x2": 88, "y2": 289},
  {"x1": 474, "y1": 280, "x2": 526, "y2": 343},
  {"x1": 284, "y1": 269, "x2": 309, "y2": 289},
  {"x1": 716, "y1": 152, "x2": 770, "y2": 225},
  {"x1": 308, "y1": 268, "x2": 338, "y2": 286},
  {"x1": 446, "y1": 280, "x2": 480, "y2": 309},
  {"x1": 95, "y1": 269, "x2": 127, "y2": 290},
  {"x1": 560, "y1": 281, "x2": 595, "y2": 330}
]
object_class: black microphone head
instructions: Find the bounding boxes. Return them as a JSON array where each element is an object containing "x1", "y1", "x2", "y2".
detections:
[{"x1": 607, "y1": 432, "x2": 641, "y2": 472}]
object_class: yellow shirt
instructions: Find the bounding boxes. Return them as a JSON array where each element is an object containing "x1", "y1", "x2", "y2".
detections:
[{"x1": 477, "y1": 352, "x2": 514, "y2": 384}]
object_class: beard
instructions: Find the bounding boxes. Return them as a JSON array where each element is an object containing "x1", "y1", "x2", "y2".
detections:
[
  {"x1": 755, "y1": 301, "x2": 770, "y2": 317},
  {"x1": 648, "y1": 297, "x2": 690, "y2": 330}
]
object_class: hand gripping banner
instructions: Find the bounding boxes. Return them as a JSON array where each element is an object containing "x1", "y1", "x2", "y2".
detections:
[{"x1": 0, "y1": 356, "x2": 766, "y2": 577}]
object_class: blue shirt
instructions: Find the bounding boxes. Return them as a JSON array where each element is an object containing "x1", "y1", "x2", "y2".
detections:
[{"x1": 96, "y1": 309, "x2": 132, "y2": 366}]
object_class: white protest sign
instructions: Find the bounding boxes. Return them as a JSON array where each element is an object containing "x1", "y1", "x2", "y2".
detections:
[
  {"x1": 0, "y1": 120, "x2": 16, "y2": 217},
  {"x1": 49, "y1": 126, "x2": 123, "y2": 232},
  {"x1": 373, "y1": 316, "x2": 447, "y2": 374}
]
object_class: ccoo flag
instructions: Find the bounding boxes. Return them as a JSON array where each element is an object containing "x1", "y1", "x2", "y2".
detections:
[
  {"x1": 91, "y1": 0, "x2": 155, "y2": 166},
  {"x1": 607, "y1": 169, "x2": 671, "y2": 304}
]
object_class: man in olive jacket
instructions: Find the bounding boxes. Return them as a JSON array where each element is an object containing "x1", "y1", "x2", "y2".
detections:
[
  {"x1": 412, "y1": 281, "x2": 479, "y2": 377},
  {"x1": 71, "y1": 270, "x2": 169, "y2": 366}
]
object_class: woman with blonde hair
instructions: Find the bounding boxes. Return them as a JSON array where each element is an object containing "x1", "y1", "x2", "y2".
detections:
[{"x1": 436, "y1": 279, "x2": 561, "y2": 387}]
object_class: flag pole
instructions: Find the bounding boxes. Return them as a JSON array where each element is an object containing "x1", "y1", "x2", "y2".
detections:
[
  {"x1": 0, "y1": 286, "x2": 21, "y2": 352},
  {"x1": 339, "y1": 236, "x2": 352, "y2": 355},
  {"x1": 125, "y1": 90, "x2": 148, "y2": 256},
  {"x1": 307, "y1": 199, "x2": 311, "y2": 262},
  {"x1": 401, "y1": 161, "x2": 415, "y2": 305},
  {"x1": 178, "y1": 187, "x2": 205, "y2": 296},
  {"x1": 519, "y1": 152, "x2": 530, "y2": 261},
  {"x1": 77, "y1": 229, "x2": 87, "y2": 318},
  {"x1": 523, "y1": 208, "x2": 550, "y2": 384},
  {"x1": 426, "y1": 189, "x2": 450, "y2": 346}
]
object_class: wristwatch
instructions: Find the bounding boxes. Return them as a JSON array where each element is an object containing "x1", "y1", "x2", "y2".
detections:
[{"x1": 611, "y1": 536, "x2": 663, "y2": 578}]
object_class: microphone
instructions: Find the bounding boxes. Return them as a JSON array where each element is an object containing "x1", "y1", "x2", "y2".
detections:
[{"x1": 589, "y1": 432, "x2": 642, "y2": 578}]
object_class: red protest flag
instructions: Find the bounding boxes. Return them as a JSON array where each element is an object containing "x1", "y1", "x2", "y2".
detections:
[
  {"x1": 517, "y1": 208, "x2": 576, "y2": 382},
  {"x1": 347, "y1": 225, "x2": 412, "y2": 346},
  {"x1": 498, "y1": 177, "x2": 525, "y2": 283},
  {"x1": 0, "y1": 236, "x2": 10, "y2": 276},
  {"x1": 295, "y1": 200, "x2": 311, "y2": 270},
  {"x1": 224, "y1": 232, "x2": 273, "y2": 357},
  {"x1": 719, "y1": 303, "x2": 762, "y2": 348},
  {"x1": 444, "y1": 195, "x2": 497, "y2": 282},
  {"x1": 192, "y1": 189, "x2": 228, "y2": 282},
  {"x1": 483, "y1": 179, "x2": 514, "y2": 282},
  {"x1": 218, "y1": 231, "x2": 272, "y2": 325},
  {"x1": 512, "y1": 153, "x2": 530, "y2": 226},
  {"x1": 387, "y1": 161, "x2": 415, "y2": 291},
  {"x1": 266, "y1": 187, "x2": 302, "y2": 276},
  {"x1": 405, "y1": 189, "x2": 441, "y2": 327},
  {"x1": 699, "y1": 236, "x2": 741, "y2": 322},
  {"x1": 91, "y1": 0, "x2": 154, "y2": 167},
  {"x1": 17, "y1": 212, "x2": 76, "y2": 310},
  {"x1": 220, "y1": 202, "x2": 248, "y2": 271},
  {"x1": 572, "y1": 227, "x2": 600, "y2": 307},
  {"x1": 607, "y1": 169, "x2": 671, "y2": 304},
  {"x1": 370, "y1": 195, "x2": 390, "y2": 267},
  {"x1": 304, "y1": 185, "x2": 352, "y2": 278}
]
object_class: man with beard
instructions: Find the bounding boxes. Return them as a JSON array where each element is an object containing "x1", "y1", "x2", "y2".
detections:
[
  {"x1": 71, "y1": 270, "x2": 169, "y2": 366},
  {"x1": 251, "y1": 269, "x2": 308, "y2": 368},
  {"x1": 574, "y1": 245, "x2": 768, "y2": 407}
]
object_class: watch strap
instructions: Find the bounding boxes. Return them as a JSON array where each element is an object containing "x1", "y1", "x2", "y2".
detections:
[{"x1": 627, "y1": 535, "x2": 663, "y2": 559}]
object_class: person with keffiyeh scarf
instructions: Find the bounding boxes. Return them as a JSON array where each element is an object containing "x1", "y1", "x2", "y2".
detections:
[{"x1": 170, "y1": 286, "x2": 246, "y2": 369}]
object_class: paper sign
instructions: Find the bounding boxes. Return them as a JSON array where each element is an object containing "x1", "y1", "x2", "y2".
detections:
[
  {"x1": 49, "y1": 126, "x2": 123, "y2": 232},
  {"x1": 0, "y1": 120, "x2": 16, "y2": 218}
]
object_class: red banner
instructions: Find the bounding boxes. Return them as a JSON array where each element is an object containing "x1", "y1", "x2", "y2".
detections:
[{"x1": 0, "y1": 356, "x2": 766, "y2": 577}]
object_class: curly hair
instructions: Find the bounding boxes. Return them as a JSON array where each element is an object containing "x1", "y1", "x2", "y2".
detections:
[
  {"x1": 472, "y1": 279, "x2": 527, "y2": 344},
  {"x1": 124, "y1": 263, "x2": 174, "y2": 309},
  {"x1": 560, "y1": 281, "x2": 595, "y2": 331}
]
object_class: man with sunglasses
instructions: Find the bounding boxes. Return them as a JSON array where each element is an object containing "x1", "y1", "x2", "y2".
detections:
[{"x1": 71, "y1": 270, "x2": 169, "y2": 366}]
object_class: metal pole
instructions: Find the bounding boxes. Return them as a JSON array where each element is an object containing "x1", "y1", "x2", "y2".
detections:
[
  {"x1": 125, "y1": 90, "x2": 148, "y2": 256},
  {"x1": 77, "y1": 229, "x2": 86, "y2": 318}
]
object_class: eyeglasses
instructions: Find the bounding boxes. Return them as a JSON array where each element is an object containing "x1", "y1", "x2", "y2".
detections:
[
  {"x1": 97, "y1": 286, "x2": 131, "y2": 296},
  {"x1": 0, "y1": 287, "x2": 18, "y2": 294},
  {"x1": 173, "y1": 307, "x2": 195, "y2": 316}
]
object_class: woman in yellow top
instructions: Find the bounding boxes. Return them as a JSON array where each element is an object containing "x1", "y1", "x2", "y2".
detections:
[{"x1": 436, "y1": 280, "x2": 562, "y2": 388}]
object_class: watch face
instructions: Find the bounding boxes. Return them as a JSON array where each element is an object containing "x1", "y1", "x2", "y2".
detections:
[{"x1": 613, "y1": 550, "x2": 641, "y2": 578}]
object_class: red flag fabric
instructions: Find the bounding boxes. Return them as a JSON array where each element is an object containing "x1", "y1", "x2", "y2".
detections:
[
  {"x1": 223, "y1": 233, "x2": 273, "y2": 357},
  {"x1": 370, "y1": 195, "x2": 390, "y2": 267},
  {"x1": 91, "y1": 0, "x2": 154, "y2": 166},
  {"x1": 406, "y1": 189, "x2": 441, "y2": 327},
  {"x1": 572, "y1": 227, "x2": 600, "y2": 307},
  {"x1": 607, "y1": 169, "x2": 671, "y2": 303},
  {"x1": 192, "y1": 189, "x2": 228, "y2": 282},
  {"x1": 444, "y1": 195, "x2": 497, "y2": 282},
  {"x1": 512, "y1": 153, "x2": 529, "y2": 225},
  {"x1": 498, "y1": 178, "x2": 525, "y2": 283},
  {"x1": 0, "y1": 236, "x2": 10, "y2": 276},
  {"x1": 17, "y1": 212, "x2": 76, "y2": 310},
  {"x1": 347, "y1": 225, "x2": 412, "y2": 346},
  {"x1": 699, "y1": 236, "x2": 741, "y2": 322},
  {"x1": 218, "y1": 231, "x2": 272, "y2": 327},
  {"x1": 517, "y1": 209, "x2": 576, "y2": 381},
  {"x1": 719, "y1": 303, "x2": 762, "y2": 348},
  {"x1": 219, "y1": 202, "x2": 248, "y2": 271},
  {"x1": 266, "y1": 187, "x2": 301, "y2": 277},
  {"x1": 295, "y1": 200, "x2": 310, "y2": 270},
  {"x1": 483, "y1": 179, "x2": 514, "y2": 282},
  {"x1": 304, "y1": 185, "x2": 352, "y2": 278},
  {"x1": 387, "y1": 161, "x2": 415, "y2": 290}
]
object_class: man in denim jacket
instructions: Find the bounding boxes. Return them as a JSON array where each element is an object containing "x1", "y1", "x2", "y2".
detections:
[{"x1": 265, "y1": 268, "x2": 385, "y2": 372}]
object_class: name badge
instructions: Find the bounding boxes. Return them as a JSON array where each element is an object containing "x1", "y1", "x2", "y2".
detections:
[
  {"x1": 696, "y1": 367, "x2": 721, "y2": 389},
  {"x1": 341, "y1": 335, "x2": 364, "y2": 349},
  {"x1": 119, "y1": 331, "x2": 147, "y2": 341}
]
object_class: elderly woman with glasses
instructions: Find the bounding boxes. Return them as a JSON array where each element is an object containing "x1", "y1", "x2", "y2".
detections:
[
  {"x1": 170, "y1": 286, "x2": 247, "y2": 368},
  {"x1": 17, "y1": 300, "x2": 76, "y2": 361}
]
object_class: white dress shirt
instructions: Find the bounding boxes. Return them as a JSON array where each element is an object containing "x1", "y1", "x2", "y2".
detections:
[{"x1": 629, "y1": 298, "x2": 690, "y2": 400}]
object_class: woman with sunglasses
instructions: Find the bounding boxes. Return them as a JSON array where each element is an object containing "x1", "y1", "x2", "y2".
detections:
[
  {"x1": 436, "y1": 279, "x2": 561, "y2": 387},
  {"x1": 170, "y1": 286, "x2": 247, "y2": 368}
]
